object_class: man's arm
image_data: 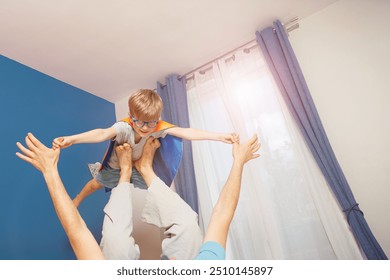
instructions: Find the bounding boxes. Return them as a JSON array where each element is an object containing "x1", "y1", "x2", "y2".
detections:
[
  {"x1": 203, "y1": 135, "x2": 260, "y2": 248},
  {"x1": 16, "y1": 133, "x2": 104, "y2": 260},
  {"x1": 166, "y1": 126, "x2": 239, "y2": 144},
  {"x1": 53, "y1": 127, "x2": 117, "y2": 149}
]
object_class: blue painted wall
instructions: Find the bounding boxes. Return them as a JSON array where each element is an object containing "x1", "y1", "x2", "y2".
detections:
[{"x1": 0, "y1": 55, "x2": 116, "y2": 259}]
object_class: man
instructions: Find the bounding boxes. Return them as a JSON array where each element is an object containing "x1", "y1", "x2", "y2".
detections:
[{"x1": 16, "y1": 132, "x2": 260, "y2": 259}]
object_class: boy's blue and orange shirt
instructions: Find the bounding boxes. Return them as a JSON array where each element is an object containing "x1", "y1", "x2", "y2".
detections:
[{"x1": 100, "y1": 117, "x2": 183, "y2": 189}]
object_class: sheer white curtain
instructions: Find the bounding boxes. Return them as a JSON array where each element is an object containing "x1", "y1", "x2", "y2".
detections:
[{"x1": 186, "y1": 46, "x2": 363, "y2": 259}]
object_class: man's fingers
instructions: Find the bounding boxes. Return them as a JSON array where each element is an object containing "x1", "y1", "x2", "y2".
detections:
[
  {"x1": 243, "y1": 135, "x2": 260, "y2": 161},
  {"x1": 251, "y1": 134, "x2": 258, "y2": 144},
  {"x1": 251, "y1": 154, "x2": 261, "y2": 160},
  {"x1": 15, "y1": 151, "x2": 33, "y2": 164},
  {"x1": 243, "y1": 134, "x2": 260, "y2": 152},
  {"x1": 245, "y1": 134, "x2": 258, "y2": 147},
  {"x1": 16, "y1": 142, "x2": 35, "y2": 158},
  {"x1": 27, "y1": 132, "x2": 45, "y2": 149},
  {"x1": 25, "y1": 135, "x2": 38, "y2": 152},
  {"x1": 252, "y1": 143, "x2": 261, "y2": 153}
]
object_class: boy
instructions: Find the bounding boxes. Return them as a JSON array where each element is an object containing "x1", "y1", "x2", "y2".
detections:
[{"x1": 53, "y1": 89, "x2": 238, "y2": 207}]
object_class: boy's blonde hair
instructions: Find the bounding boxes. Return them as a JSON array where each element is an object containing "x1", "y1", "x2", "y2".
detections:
[{"x1": 128, "y1": 89, "x2": 163, "y2": 121}]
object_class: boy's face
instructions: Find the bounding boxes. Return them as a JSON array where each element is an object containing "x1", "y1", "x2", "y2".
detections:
[{"x1": 129, "y1": 113, "x2": 159, "y2": 138}]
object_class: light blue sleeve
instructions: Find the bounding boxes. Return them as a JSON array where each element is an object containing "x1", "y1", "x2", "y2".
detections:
[{"x1": 195, "y1": 241, "x2": 226, "y2": 260}]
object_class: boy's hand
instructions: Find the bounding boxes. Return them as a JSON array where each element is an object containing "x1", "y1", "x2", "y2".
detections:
[
  {"x1": 52, "y1": 136, "x2": 73, "y2": 149},
  {"x1": 232, "y1": 134, "x2": 260, "y2": 165},
  {"x1": 220, "y1": 133, "x2": 240, "y2": 144}
]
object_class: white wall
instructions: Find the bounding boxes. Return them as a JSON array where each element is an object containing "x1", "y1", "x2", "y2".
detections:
[
  {"x1": 115, "y1": 97, "x2": 129, "y2": 121},
  {"x1": 289, "y1": 0, "x2": 390, "y2": 257}
]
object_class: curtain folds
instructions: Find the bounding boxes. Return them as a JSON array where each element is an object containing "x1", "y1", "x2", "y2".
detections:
[
  {"x1": 157, "y1": 75, "x2": 199, "y2": 213},
  {"x1": 256, "y1": 19, "x2": 387, "y2": 260},
  {"x1": 186, "y1": 48, "x2": 362, "y2": 259}
]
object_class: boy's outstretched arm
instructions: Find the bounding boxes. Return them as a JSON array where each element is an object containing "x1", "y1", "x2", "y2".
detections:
[
  {"x1": 52, "y1": 127, "x2": 117, "y2": 149},
  {"x1": 16, "y1": 133, "x2": 104, "y2": 260},
  {"x1": 203, "y1": 134, "x2": 261, "y2": 248},
  {"x1": 166, "y1": 127, "x2": 239, "y2": 144}
]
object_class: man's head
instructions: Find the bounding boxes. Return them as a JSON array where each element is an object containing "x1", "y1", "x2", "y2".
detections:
[{"x1": 128, "y1": 89, "x2": 163, "y2": 137}]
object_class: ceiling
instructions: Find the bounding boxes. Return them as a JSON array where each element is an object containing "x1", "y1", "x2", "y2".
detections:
[{"x1": 0, "y1": 0, "x2": 338, "y2": 103}]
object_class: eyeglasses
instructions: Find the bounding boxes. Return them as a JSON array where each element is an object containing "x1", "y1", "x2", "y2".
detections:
[{"x1": 130, "y1": 115, "x2": 159, "y2": 128}]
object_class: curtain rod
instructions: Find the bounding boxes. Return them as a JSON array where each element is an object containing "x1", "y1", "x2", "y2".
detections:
[
  {"x1": 178, "y1": 39, "x2": 257, "y2": 80},
  {"x1": 156, "y1": 17, "x2": 299, "y2": 88}
]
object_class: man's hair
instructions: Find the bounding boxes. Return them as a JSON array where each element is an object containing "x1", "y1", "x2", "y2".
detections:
[{"x1": 128, "y1": 89, "x2": 163, "y2": 120}]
